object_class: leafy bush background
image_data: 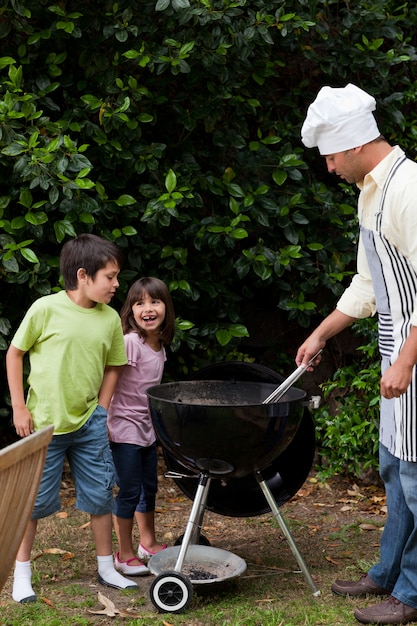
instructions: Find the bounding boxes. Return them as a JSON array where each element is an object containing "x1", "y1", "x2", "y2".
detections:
[
  {"x1": 314, "y1": 318, "x2": 381, "y2": 478},
  {"x1": 1, "y1": 0, "x2": 417, "y2": 474}
]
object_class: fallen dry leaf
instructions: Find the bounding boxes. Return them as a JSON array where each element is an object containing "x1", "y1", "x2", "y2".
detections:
[
  {"x1": 41, "y1": 596, "x2": 53, "y2": 606},
  {"x1": 359, "y1": 523, "x2": 381, "y2": 531},
  {"x1": 119, "y1": 608, "x2": 144, "y2": 618},
  {"x1": 340, "y1": 505, "x2": 354, "y2": 512},
  {"x1": 33, "y1": 548, "x2": 74, "y2": 561},
  {"x1": 79, "y1": 521, "x2": 91, "y2": 529},
  {"x1": 42, "y1": 548, "x2": 74, "y2": 558},
  {"x1": 325, "y1": 556, "x2": 340, "y2": 565},
  {"x1": 88, "y1": 591, "x2": 120, "y2": 617},
  {"x1": 314, "y1": 502, "x2": 334, "y2": 508},
  {"x1": 55, "y1": 511, "x2": 68, "y2": 519},
  {"x1": 340, "y1": 550, "x2": 354, "y2": 557},
  {"x1": 371, "y1": 495, "x2": 386, "y2": 503}
]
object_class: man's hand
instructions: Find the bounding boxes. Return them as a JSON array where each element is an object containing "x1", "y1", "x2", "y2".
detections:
[
  {"x1": 380, "y1": 362, "x2": 413, "y2": 399},
  {"x1": 296, "y1": 341, "x2": 324, "y2": 371},
  {"x1": 295, "y1": 309, "x2": 356, "y2": 370},
  {"x1": 381, "y1": 326, "x2": 417, "y2": 399}
]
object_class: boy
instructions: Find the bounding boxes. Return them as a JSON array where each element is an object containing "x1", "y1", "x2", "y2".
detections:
[{"x1": 6, "y1": 233, "x2": 137, "y2": 603}]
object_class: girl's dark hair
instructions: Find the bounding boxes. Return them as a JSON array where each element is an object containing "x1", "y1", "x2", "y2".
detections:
[
  {"x1": 120, "y1": 277, "x2": 175, "y2": 345},
  {"x1": 60, "y1": 233, "x2": 124, "y2": 290}
]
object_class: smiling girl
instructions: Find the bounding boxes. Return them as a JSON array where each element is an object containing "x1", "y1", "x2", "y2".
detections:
[{"x1": 107, "y1": 277, "x2": 176, "y2": 576}]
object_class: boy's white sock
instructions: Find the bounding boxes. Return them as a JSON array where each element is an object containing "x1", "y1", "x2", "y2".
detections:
[
  {"x1": 97, "y1": 555, "x2": 137, "y2": 589},
  {"x1": 12, "y1": 560, "x2": 37, "y2": 603}
]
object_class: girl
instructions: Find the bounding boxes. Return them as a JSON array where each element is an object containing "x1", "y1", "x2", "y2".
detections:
[{"x1": 108, "y1": 277, "x2": 176, "y2": 575}]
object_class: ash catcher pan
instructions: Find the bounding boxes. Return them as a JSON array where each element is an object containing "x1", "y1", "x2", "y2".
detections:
[{"x1": 148, "y1": 545, "x2": 247, "y2": 585}]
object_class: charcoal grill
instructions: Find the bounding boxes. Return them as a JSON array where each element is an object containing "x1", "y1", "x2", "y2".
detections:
[{"x1": 146, "y1": 361, "x2": 320, "y2": 613}]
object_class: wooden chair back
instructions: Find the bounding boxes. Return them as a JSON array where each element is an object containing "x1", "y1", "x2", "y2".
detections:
[{"x1": 0, "y1": 425, "x2": 54, "y2": 592}]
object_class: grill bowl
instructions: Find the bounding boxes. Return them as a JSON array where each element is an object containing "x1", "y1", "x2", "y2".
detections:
[{"x1": 147, "y1": 380, "x2": 306, "y2": 479}]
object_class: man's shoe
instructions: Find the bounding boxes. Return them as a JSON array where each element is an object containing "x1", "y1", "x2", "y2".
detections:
[
  {"x1": 332, "y1": 574, "x2": 390, "y2": 597},
  {"x1": 354, "y1": 596, "x2": 417, "y2": 624}
]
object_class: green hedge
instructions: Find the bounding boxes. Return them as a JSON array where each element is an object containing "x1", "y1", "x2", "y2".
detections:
[{"x1": 1, "y1": 1, "x2": 417, "y2": 471}]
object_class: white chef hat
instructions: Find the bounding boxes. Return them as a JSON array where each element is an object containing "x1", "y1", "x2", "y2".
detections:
[{"x1": 301, "y1": 83, "x2": 380, "y2": 155}]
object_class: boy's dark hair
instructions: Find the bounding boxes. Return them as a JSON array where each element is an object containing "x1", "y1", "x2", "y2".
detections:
[
  {"x1": 121, "y1": 277, "x2": 176, "y2": 345},
  {"x1": 60, "y1": 234, "x2": 124, "y2": 290}
]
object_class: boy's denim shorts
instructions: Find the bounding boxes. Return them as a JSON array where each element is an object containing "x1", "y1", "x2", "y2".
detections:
[{"x1": 31, "y1": 405, "x2": 115, "y2": 519}]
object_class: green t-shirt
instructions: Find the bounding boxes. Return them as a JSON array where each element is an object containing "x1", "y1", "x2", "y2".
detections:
[{"x1": 12, "y1": 290, "x2": 127, "y2": 434}]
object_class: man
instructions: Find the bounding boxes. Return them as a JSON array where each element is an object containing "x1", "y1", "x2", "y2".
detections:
[{"x1": 297, "y1": 83, "x2": 417, "y2": 625}]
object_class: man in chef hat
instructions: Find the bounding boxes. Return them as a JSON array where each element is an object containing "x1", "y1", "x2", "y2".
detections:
[{"x1": 297, "y1": 83, "x2": 417, "y2": 625}]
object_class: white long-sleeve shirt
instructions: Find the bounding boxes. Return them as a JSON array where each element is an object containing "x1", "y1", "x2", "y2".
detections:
[{"x1": 336, "y1": 145, "x2": 417, "y2": 327}]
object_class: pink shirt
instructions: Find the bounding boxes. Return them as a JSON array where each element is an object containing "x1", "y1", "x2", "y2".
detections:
[{"x1": 107, "y1": 332, "x2": 166, "y2": 446}]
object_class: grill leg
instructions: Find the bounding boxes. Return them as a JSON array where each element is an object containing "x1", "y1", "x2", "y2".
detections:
[
  {"x1": 255, "y1": 471, "x2": 320, "y2": 596},
  {"x1": 174, "y1": 472, "x2": 211, "y2": 573},
  {"x1": 189, "y1": 476, "x2": 210, "y2": 545}
]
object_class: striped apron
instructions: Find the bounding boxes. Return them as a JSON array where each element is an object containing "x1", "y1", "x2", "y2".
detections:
[{"x1": 361, "y1": 155, "x2": 417, "y2": 461}]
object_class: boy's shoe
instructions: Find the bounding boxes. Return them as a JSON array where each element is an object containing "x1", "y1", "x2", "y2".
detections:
[
  {"x1": 20, "y1": 595, "x2": 37, "y2": 603},
  {"x1": 114, "y1": 552, "x2": 150, "y2": 576},
  {"x1": 138, "y1": 543, "x2": 168, "y2": 561},
  {"x1": 97, "y1": 573, "x2": 137, "y2": 589}
]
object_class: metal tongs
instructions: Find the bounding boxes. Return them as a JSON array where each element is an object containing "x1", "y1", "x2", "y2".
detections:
[{"x1": 262, "y1": 350, "x2": 323, "y2": 404}]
